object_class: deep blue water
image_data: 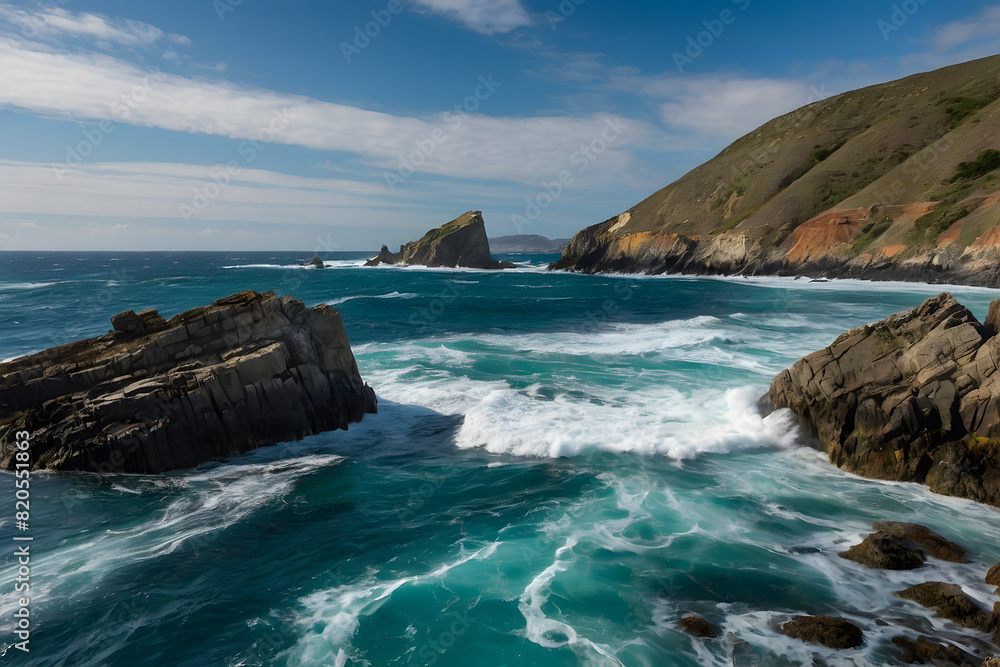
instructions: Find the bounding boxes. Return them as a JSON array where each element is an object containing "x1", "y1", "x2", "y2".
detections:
[{"x1": 1, "y1": 252, "x2": 999, "y2": 666}]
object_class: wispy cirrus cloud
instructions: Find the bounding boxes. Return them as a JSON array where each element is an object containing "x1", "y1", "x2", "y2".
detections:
[
  {"x1": 0, "y1": 159, "x2": 396, "y2": 223},
  {"x1": 0, "y1": 3, "x2": 189, "y2": 47},
  {"x1": 534, "y1": 52, "x2": 827, "y2": 140},
  {"x1": 657, "y1": 77, "x2": 823, "y2": 137},
  {"x1": 932, "y1": 4, "x2": 1000, "y2": 52},
  {"x1": 0, "y1": 38, "x2": 654, "y2": 186},
  {"x1": 410, "y1": 0, "x2": 532, "y2": 35}
]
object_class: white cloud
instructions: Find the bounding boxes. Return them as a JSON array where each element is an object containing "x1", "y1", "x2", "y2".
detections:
[
  {"x1": 410, "y1": 0, "x2": 531, "y2": 34},
  {"x1": 0, "y1": 3, "x2": 187, "y2": 48},
  {"x1": 0, "y1": 159, "x2": 399, "y2": 223},
  {"x1": 932, "y1": 4, "x2": 1000, "y2": 52},
  {"x1": 0, "y1": 38, "x2": 653, "y2": 186},
  {"x1": 658, "y1": 77, "x2": 822, "y2": 137}
]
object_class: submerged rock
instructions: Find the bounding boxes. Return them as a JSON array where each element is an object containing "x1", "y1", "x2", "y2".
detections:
[
  {"x1": 767, "y1": 293, "x2": 1000, "y2": 507},
  {"x1": 891, "y1": 635, "x2": 978, "y2": 665},
  {"x1": 365, "y1": 211, "x2": 512, "y2": 269},
  {"x1": 840, "y1": 522, "x2": 968, "y2": 570},
  {"x1": 0, "y1": 290, "x2": 377, "y2": 473},
  {"x1": 679, "y1": 614, "x2": 715, "y2": 638},
  {"x1": 896, "y1": 582, "x2": 999, "y2": 634},
  {"x1": 779, "y1": 615, "x2": 864, "y2": 649},
  {"x1": 839, "y1": 531, "x2": 927, "y2": 570},
  {"x1": 872, "y1": 521, "x2": 968, "y2": 562}
]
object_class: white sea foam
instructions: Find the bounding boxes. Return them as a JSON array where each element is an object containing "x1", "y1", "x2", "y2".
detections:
[
  {"x1": 363, "y1": 261, "x2": 549, "y2": 274},
  {"x1": 280, "y1": 541, "x2": 499, "y2": 665},
  {"x1": 518, "y1": 536, "x2": 625, "y2": 665},
  {"x1": 454, "y1": 385, "x2": 799, "y2": 459},
  {"x1": 0, "y1": 281, "x2": 59, "y2": 291},
  {"x1": 222, "y1": 263, "x2": 312, "y2": 270},
  {"x1": 326, "y1": 291, "x2": 419, "y2": 306},
  {"x1": 352, "y1": 313, "x2": 805, "y2": 460},
  {"x1": 409, "y1": 315, "x2": 777, "y2": 370},
  {"x1": 0, "y1": 452, "x2": 346, "y2": 620}
]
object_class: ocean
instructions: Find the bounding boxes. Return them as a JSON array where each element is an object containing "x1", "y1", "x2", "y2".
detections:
[{"x1": 1, "y1": 251, "x2": 999, "y2": 666}]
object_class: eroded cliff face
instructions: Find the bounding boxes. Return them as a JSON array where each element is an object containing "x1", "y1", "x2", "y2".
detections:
[
  {"x1": 553, "y1": 55, "x2": 1000, "y2": 286},
  {"x1": 366, "y1": 211, "x2": 512, "y2": 269},
  {"x1": 767, "y1": 293, "x2": 1000, "y2": 506},
  {"x1": 0, "y1": 290, "x2": 377, "y2": 474}
]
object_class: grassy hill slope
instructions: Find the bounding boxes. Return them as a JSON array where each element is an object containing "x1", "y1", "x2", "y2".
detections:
[{"x1": 554, "y1": 55, "x2": 1000, "y2": 286}]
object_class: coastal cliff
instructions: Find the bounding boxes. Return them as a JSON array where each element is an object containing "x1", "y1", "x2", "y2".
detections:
[
  {"x1": 553, "y1": 55, "x2": 1000, "y2": 286},
  {"x1": 767, "y1": 293, "x2": 1000, "y2": 507},
  {"x1": 366, "y1": 211, "x2": 514, "y2": 269},
  {"x1": 0, "y1": 290, "x2": 377, "y2": 474}
]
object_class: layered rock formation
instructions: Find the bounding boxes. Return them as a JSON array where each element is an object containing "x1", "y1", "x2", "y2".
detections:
[
  {"x1": 766, "y1": 293, "x2": 1000, "y2": 506},
  {"x1": 365, "y1": 211, "x2": 515, "y2": 269},
  {"x1": 553, "y1": 56, "x2": 1000, "y2": 286},
  {"x1": 0, "y1": 291, "x2": 377, "y2": 474}
]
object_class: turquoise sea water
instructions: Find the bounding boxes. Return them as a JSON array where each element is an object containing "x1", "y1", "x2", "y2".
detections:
[{"x1": 1, "y1": 251, "x2": 999, "y2": 666}]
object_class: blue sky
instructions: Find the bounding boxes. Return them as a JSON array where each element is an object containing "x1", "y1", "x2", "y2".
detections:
[{"x1": 0, "y1": 0, "x2": 998, "y2": 251}]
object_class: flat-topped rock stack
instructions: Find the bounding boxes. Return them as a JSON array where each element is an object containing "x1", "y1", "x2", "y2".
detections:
[{"x1": 0, "y1": 290, "x2": 377, "y2": 473}]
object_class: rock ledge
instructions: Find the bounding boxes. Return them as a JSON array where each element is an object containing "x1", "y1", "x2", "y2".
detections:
[
  {"x1": 767, "y1": 293, "x2": 1000, "y2": 507},
  {"x1": 0, "y1": 290, "x2": 377, "y2": 473}
]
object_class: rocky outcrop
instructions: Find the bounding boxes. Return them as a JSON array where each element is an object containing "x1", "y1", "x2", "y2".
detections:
[
  {"x1": 779, "y1": 615, "x2": 864, "y2": 649},
  {"x1": 892, "y1": 635, "x2": 979, "y2": 665},
  {"x1": 988, "y1": 563, "x2": 1000, "y2": 587},
  {"x1": 840, "y1": 532, "x2": 928, "y2": 570},
  {"x1": 365, "y1": 211, "x2": 515, "y2": 269},
  {"x1": 305, "y1": 255, "x2": 325, "y2": 269},
  {"x1": 874, "y1": 521, "x2": 968, "y2": 562},
  {"x1": 897, "y1": 582, "x2": 1000, "y2": 639},
  {"x1": 679, "y1": 614, "x2": 714, "y2": 638},
  {"x1": 0, "y1": 291, "x2": 377, "y2": 474},
  {"x1": 766, "y1": 293, "x2": 1000, "y2": 507},
  {"x1": 552, "y1": 56, "x2": 1000, "y2": 287},
  {"x1": 840, "y1": 522, "x2": 968, "y2": 570}
]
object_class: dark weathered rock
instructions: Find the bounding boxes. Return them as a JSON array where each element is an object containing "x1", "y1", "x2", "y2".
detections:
[
  {"x1": 365, "y1": 211, "x2": 510, "y2": 269},
  {"x1": 983, "y1": 656, "x2": 1000, "y2": 666},
  {"x1": 365, "y1": 245, "x2": 396, "y2": 266},
  {"x1": 767, "y1": 293, "x2": 1000, "y2": 507},
  {"x1": 306, "y1": 255, "x2": 325, "y2": 269},
  {"x1": 872, "y1": 521, "x2": 968, "y2": 562},
  {"x1": 839, "y1": 531, "x2": 927, "y2": 570},
  {"x1": 987, "y1": 563, "x2": 1000, "y2": 586},
  {"x1": 891, "y1": 635, "x2": 977, "y2": 665},
  {"x1": 679, "y1": 614, "x2": 714, "y2": 638},
  {"x1": 110, "y1": 308, "x2": 169, "y2": 337},
  {"x1": 0, "y1": 290, "x2": 377, "y2": 474},
  {"x1": 780, "y1": 615, "x2": 863, "y2": 649},
  {"x1": 896, "y1": 583, "x2": 998, "y2": 634}
]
